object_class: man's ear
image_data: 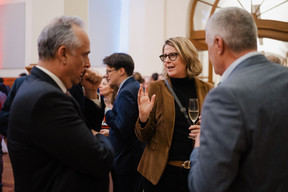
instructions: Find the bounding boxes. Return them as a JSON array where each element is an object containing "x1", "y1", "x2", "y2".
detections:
[
  {"x1": 118, "y1": 67, "x2": 126, "y2": 76},
  {"x1": 215, "y1": 36, "x2": 224, "y2": 55},
  {"x1": 57, "y1": 45, "x2": 68, "y2": 64}
]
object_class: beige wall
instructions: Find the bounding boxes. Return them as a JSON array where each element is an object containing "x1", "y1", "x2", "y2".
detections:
[
  {"x1": 30, "y1": 0, "x2": 65, "y2": 65},
  {"x1": 119, "y1": 0, "x2": 192, "y2": 77},
  {"x1": 0, "y1": 0, "x2": 194, "y2": 78},
  {"x1": 64, "y1": 0, "x2": 88, "y2": 27}
]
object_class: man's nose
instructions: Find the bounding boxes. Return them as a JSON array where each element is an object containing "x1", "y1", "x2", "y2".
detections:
[{"x1": 85, "y1": 58, "x2": 91, "y2": 68}]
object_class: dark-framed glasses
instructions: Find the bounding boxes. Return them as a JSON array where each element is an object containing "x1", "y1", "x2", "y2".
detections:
[
  {"x1": 106, "y1": 69, "x2": 118, "y2": 75},
  {"x1": 159, "y1": 52, "x2": 179, "y2": 62}
]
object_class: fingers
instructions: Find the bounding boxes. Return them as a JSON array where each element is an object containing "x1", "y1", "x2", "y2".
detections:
[
  {"x1": 189, "y1": 129, "x2": 200, "y2": 140},
  {"x1": 188, "y1": 125, "x2": 200, "y2": 131},
  {"x1": 138, "y1": 84, "x2": 144, "y2": 104},
  {"x1": 81, "y1": 70, "x2": 103, "y2": 93},
  {"x1": 189, "y1": 125, "x2": 200, "y2": 140},
  {"x1": 194, "y1": 130, "x2": 201, "y2": 147},
  {"x1": 84, "y1": 69, "x2": 102, "y2": 84},
  {"x1": 150, "y1": 94, "x2": 156, "y2": 105},
  {"x1": 144, "y1": 84, "x2": 149, "y2": 96},
  {"x1": 190, "y1": 129, "x2": 200, "y2": 134},
  {"x1": 100, "y1": 129, "x2": 109, "y2": 137}
]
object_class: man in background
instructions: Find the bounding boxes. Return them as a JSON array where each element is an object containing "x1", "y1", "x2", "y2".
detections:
[
  {"x1": 0, "y1": 78, "x2": 9, "y2": 96},
  {"x1": 8, "y1": 16, "x2": 114, "y2": 192},
  {"x1": 188, "y1": 7, "x2": 288, "y2": 192},
  {"x1": 0, "y1": 90, "x2": 6, "y2": 192},
  {"x1": 104, "y1": 53, "x2": 143, "y2": 192}
]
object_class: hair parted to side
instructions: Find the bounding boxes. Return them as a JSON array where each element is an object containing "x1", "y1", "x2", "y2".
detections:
[
  {"x1": 206, "y1": 7, "x2": 258, "y2": 53},
  {"x1": 38, "y1": 16, "x2": 85, "y2": 60},
  {"x1": 162, "y1": 37, "x2": 202, "y2": 79},
  {"x1": 103, "y1": 53, "x2": 135, "y2": 76}
]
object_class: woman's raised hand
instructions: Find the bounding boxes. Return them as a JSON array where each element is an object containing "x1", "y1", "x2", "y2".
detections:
[{"x1": 138, "y1": 84, "x2": 156, "y2": 123}]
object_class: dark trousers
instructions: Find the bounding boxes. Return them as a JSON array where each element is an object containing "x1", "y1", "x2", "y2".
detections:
[
  {"x1": 111, "y1": 168, "x2": 143, "y2": 192},
  {"x1": 143, "y1": 164, "x2": 189, "y2": 192}
]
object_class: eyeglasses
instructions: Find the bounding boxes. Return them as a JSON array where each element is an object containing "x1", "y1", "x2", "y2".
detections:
[
  {"x1": 159, "y1": 52, "x2": 179, "y2": 62},
  {"x1": 106, "y1": 69, "x2": 118, "y2": 75}
]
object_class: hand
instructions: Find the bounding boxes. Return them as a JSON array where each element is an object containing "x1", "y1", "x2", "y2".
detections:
[
  {"x1": 81, "y1": 69, "x2": 102, "y2": 99},
  {"x1": 138, "y1": 84, "x2": 156, "y2": 123},
  {"x1": 188, "y1": 116, "x2": 201, "y2": 141},
  {"x1": 100, "y1": 129, "x2": 109, "y2": 137},
  {"x1": 194, "y1": 129, "x2": 200, "y2": 147},
  {"x1": 188, "y1": 125, "x2": 200, "y2": 140},
  {"x1": 91, "y1": 129, "x2": 98, "y2": 135}
]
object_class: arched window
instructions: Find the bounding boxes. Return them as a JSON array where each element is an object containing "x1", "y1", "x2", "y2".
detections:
[{"x1": 190, "y1": 0, "x2": 288, "y2": 83}]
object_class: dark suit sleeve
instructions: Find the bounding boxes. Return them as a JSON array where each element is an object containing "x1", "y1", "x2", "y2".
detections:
[
  {"x1": 82, "y1": 96, "x2": 105, "y2": 132},
  {"x1": 0, "y1": 98, "x2": 10, "y2": 136},
  {"x1": 31, "y1": 92, "x2": 114, "y2": 176},
  {"x1": 0, "y1": 77, "x2": 25, "y2": 136},
  {"x1": 69, "y1": 84, "x2": 104, "y2": 132},
  {"x1": 105, "y1": 89, "x2": 139, "y2": 139},
  {"x1": 188, "y1": 87, "x2": 247, "y2": 192}
]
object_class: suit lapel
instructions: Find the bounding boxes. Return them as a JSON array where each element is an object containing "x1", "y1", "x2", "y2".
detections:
[
  {"x1": 69, "y1": 95, "x2": 84, "y2": 120},
  {"x1": 31, "y1": 66, "x2": 60, "y2": 89},
  {"x1": 117, "y1": 76, "x2": 136, "y2": 95},
  {"x1": 31, "y1": 66, "x2": 85, "y2": 120}
]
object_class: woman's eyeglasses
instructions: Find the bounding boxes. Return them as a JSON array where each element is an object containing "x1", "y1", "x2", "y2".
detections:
[{"x1": 159, "y1": 52, "x2": 179, "y2": 62}]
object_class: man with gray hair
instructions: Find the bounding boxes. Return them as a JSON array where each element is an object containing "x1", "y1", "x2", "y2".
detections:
[
  {"x1": 7, "y1": 16, "x2": 114, "y2": 192},
  {"x1": 188, "y1": 7, "x2": 288, "y2": 192}
]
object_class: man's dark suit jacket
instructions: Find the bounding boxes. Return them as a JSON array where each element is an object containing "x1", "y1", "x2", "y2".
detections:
[
  {"x1": 105, "y1": 77, "x2": 143, "y2": 175},
  {"x1": 7, "y1": 67, "x2": 114, "y2": 192},
  {"x1": 0, "y1": 77, "x2": 26, "y2": 136},
  {"x1": 0, "y1": 74, "x2": 105, "y2": 136}
]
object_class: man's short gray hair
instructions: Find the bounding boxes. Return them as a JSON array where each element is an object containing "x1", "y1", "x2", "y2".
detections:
[
  {"x1": 37, "y1": 16, "x2": 85, "y2": 60},
  {"x1": 206, "y1": 7, "x2": 258, "y2": 53}
]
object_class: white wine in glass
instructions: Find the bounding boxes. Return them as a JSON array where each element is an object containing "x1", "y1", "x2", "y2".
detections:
[{"x1": 188, "y1": 98, "x2": 199, "y2": 125}]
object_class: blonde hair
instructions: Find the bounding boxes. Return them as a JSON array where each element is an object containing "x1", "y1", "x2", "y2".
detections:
[{"x1": 162, "y1": 37, "x2": 202, "y2": 79}]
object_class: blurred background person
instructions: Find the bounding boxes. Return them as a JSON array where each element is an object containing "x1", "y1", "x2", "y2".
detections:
[
  {"x1": 99, "y1": 77, "x2": 118, "y2": 108},
  {"x1": 133, "y1": 71, "x2": 145, "y2": 84},
  {"x1": 0, "y1": 91, "x2": 6, "y2": 110},
  {"x1": 266, "y1": 54, "x2": 282, "y2": 65},
  {"x1": 0, "y1": 90, "x2": 6, "y2": 192},
  {"x1": 98, "y1": 77, "x2": 118, "y2": 137},
  {"x1": 150, "y1": 72, "x2": 159, "y2": 82},
  {"x1": 135, "y1": 37, "x2": 213, "y2": 192},
  {"x1": 0, "y1": 78, "x2": 9, "y2": 97},
  {"x1": 98, "y1": 77, "x2": 119, "y2": 192}
]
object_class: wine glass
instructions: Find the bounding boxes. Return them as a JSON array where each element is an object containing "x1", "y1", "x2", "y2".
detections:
[{"x1": 188, "y1": 98, "x2": 199, "y2": 125}]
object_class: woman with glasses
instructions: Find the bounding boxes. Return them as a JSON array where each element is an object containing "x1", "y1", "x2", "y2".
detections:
[{"x1": 135, "y1": 37, "x2": 213, "y2": 191}]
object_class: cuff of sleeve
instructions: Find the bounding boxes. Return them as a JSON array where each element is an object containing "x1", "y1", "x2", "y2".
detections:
[{"x1": 105, "y1": 107, "x2": 111, "y2": 114}]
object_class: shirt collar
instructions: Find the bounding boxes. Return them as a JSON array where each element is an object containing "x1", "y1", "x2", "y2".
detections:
[
  {"x1": 118, "y1": 76, "x2": 133, "y2": 93},
  {"x1": 220, "y1": 51, "x2": 261, "y2": 83},
  {"x1": 36, "y1": 65, "x2": 67, "y2": 93}
]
